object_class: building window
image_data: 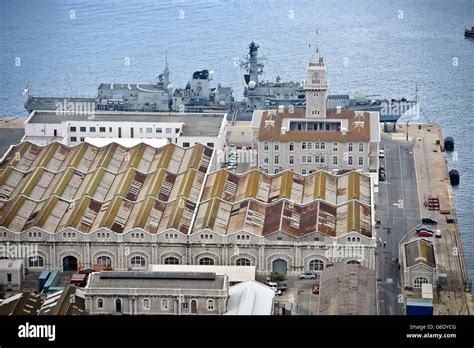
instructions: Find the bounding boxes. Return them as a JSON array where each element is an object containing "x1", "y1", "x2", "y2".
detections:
[
  {"x1": 414, "y1": 277, "x2": 429, "y2": 288},
  {"x1": 80, "y1": 137, "x2": 85, "y2": 142},
  {"x1": 346, "y1": 260, "x2": 361, "y2": 265},
  {"x1": 301, "y1": 155, "x2": 306, "y2": 163},
  {"x1": 358, "y1": 143, "x2": 364, "y2": 152},
  {"x1": 307, "y1": 156, "x2": 312, "y2": 163},
  {"x1": 183, "y1": 142, "x2": 190, "y2": 148},
  {"x1": 235, "y1": 258, "x2": 251, "y2": 266},
  {"x1": 263, "y1": 157, "x2": 269, "y2": 164},
  {"x1": 97, "y1": 256, "x2": 112, "y2": 267},
  {"x1": 164, "y1": 257, "x2": 180, "y2": 265},
  {"x1": 156, "y1": 128, "x2": 162, "y2": 133},
  {"x1": 289, "y1": 156, "x2": 294, "y2": 165},
  {"x1": 161, "y1": 299, "x2": 169, "y2": 310},
  {"x1": 315, "y1": 155, "x2": 320, "y2": 163},
  {"x1": 264, "y1": 142, "x2": 269, "y2": 151},
  {"x1": 99, "y1": 127, "x2": 106, "y2": 132},
  {"x1": 333, "y1": 143, "x2": 338, "y2": 152},
  {"x1": 358, "y1": 157, "x2": 364, "y2": 166},
  {"x1": 143, "y1": 299, "x2": 150, "y2": 310},
  {"x1": 348, "y1": 143, "x2": 353, "y2": 152},
  {"x1": 301, "y1": 170, "x2": 306, "y2": 175},
  {"x1": 321, "y1": 143, "x2": 326, "y2": 150},
  {"x1": 199, "y1": 257, "x2": 214, "y2": 265},
  {"x1": 308, "y1": 142, "x2": 312, "y2": 150},
  {"x1": 69, "y1": 126, "x2": 77, "y2": 132},
  {"x1": 309, "y1": 259, "x2": 325, "y2": 271},
  {"x1": 207, "y1": 143, "x2": 214, "y2": 148},
  {"x1": 70, "y1": 137, "x2": 77, "y2": 142},
  {"x1": 146, "y1": 128, "x2": 152, "y2": 133},
  {"x1": 321, "y1": 156, "x2": 325, "y2": 164},
  {"x1": 289, "y1": 142, "x2": 294, "y2": 152},
  {"x1": 274, "y1": 169, "x2": 279, "y2": 174},
  {"x1": 207, "y1": 299, "x2": 215, "y2": 311},
  {"x1": 274, "y1": 143, "x2": 279, "y2": 151},
  {"x1": 165, "y1": 128, "x2": 172, "y2": 133},
  {"x1": 80, "y1": 127, "x2": 86, "y2": 132},
  {"x1": 315, "y1": 142, "x2": 320, "y2": 150},
  {"x1": 302, "y1": 142, "x2": 307, "y2": 150},
  {"x1": 274, "y1": 156, "x2": 279, "y2": 165},
  {"x1": 109, "y1": 127, "x2": 112, "y2": 132},
  {"x1": 130, "y1": 256, "x2": 146, "y2": 269},
  {"x1": 182, "y1": 302, "x2": 189, "y2": 310},
  {"x1": 175, "y1": 128, "x2": 180, "y2": 134},
  {"x1": 264, "y1": 168, "x2": 268, "y2": 173},
  {"x1": 28, "y1": 256, "x2": 44, "y2": 268},
  {"x1": 90, "y1": 127, "x2": 96, "y2": 132},
  {"x1": 333, "y1": 156, "x2": 338, "y2": 166},
  {"x1": 348, "y1": 156, "x2": 353, "y2": 166},
  {"x1": 97, "y1": 299, "x2": 103, "y2": 309}
]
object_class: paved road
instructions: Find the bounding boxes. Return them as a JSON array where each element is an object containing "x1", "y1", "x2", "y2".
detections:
[
  {"x1": 376, "y1": 136, "x2": 421, "y2": 315},
  {"x1": 269, "y1": 276, "x2": 319, "y2": 315},
  {"x1": 0, "y1": 128, "x2": 24, "y2": 158}
]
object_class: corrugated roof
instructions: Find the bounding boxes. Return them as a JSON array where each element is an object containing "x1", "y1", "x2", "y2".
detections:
[
  {"x1": 404, "y1": 239, "x2": 436, "y2": 268},
  {"x1": 0, "y1": 142, "x2": 211, "y2": 235}
]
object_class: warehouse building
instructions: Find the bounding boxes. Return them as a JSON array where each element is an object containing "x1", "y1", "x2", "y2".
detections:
[
  {"x1": 0, "y1": 141, "x2": 375, "y2": 275},
  {"x1": 403, "y1": 238, "x2": 437, "y2": 289}
]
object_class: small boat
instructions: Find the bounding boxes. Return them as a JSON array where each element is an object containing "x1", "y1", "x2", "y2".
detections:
[{"x1": 465, "y1": 26, "x2": 474, "y2": 37}]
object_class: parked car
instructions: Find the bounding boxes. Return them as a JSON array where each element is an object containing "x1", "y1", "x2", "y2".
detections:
[
  {"x1": 435, "y1": 230, "x2": 442, "y2": 238},
  {"x1": 379, "y1": 149, "x2": 385, "y2": 158},
  {"x1": 416, "y1": 226, "x2": 433, "y2": 234},
  {"x1": 276, "y1": 283, "x2": 288, "y2": 292},
  {"x1": 270, "y1": 287, "x2": 282, "y2": 296},
  {"x1": 446, "y1": 216, "x2": 455, "y2": 223},
  {"x1": 312, "y1": 284, "x2": 320, "y2": 294},
  {"x1": 299, "y1": 271, "x2": 317, "y2": 280},
  {"x1": 379, "y1": 171, "x2": 386, "y2": 182},
  {"x1": 418, "y1": 230, "x2": 433, "y2": 237},
  {"x1": 421, "y1": 217, "x2": 438, "y2": 225}
]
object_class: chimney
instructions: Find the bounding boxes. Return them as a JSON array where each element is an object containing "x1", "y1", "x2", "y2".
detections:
[
  {"x1": 336, "y1": 106, "x2": 342, "y2": 114},
  {"x1": 281, "y1": 126, "x2": 287, "y2": 135}
]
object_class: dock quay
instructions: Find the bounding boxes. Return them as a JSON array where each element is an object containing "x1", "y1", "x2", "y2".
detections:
[
  {"x1": 0, "y1": 118, "x2": 25, "y2": 158},
  {"x1": 379, "y1": 123, "x2": 472, "y2": 315}
]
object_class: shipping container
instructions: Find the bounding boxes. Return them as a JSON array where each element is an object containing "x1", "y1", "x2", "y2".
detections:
[{"x1": 38, "y1": 271, "x2": 50, "y2": 292}]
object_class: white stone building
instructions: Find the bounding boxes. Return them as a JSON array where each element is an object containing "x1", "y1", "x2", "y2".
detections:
[{"x1": 22, "y1": 110, "x2": 228, "y2": 153}]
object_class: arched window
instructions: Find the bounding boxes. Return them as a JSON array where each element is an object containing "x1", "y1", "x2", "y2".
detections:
[
  {"x1": 309, "y1": 259, "x2": 325, "y2": 271},
  {"x1": 130, "y1": 256, "x2": 146, "y2": 269},
  {"x1": 414, "y1": 277, "x2": 429, "y2": 288},
  {"x1": 115, "y1": 298, "x2": 122, "y2": 313},
  {"x1": 346, "y1": 260, "x2": 361, "y2": 265},
  {"x1": 143, "y1": 299, "x2": 150, "y2": 310},
  {"x1": 199, "y1": 257, "x2": 214, "y2": 265},
  {"x1": 161, "y1": 299, "x2": 169, "y2": 310},
  {"x1": 97, "y1": 299, "x2": 103, "y2": 309},
  {"x1": 28, "y1": 256, "x2": 44, "y2": 268},
  {"x1": 235, "y1": 258, "x2": 251, "y2": 266},
  {"x1": 97, "y1": 255, "x2": 112, "y2": 267},
  {"x1": 164, "y1": 257, "x2": 180, "y2": 265}
]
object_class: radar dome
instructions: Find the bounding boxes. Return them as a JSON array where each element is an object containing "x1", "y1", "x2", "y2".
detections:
[{"x1": 249, "y1": 80, "x2": 256, "y2": 89}]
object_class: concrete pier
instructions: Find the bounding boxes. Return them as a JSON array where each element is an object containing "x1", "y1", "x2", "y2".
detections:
[{"x1": 394, "y1": 123, "x2": 472, "y2": 315}]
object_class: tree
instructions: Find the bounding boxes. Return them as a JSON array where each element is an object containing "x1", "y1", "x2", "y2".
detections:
[{"x1": 269, "y1": 272, "x2": 287, "y2": 283}]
